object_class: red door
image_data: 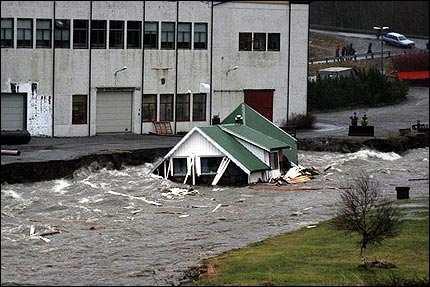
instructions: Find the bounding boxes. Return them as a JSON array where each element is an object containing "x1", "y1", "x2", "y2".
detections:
[{"x1": 244, "y1": 89, "x2": 274, "y2": 121}]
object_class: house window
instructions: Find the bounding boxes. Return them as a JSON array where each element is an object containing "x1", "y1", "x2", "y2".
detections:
[
  {"x1": 201, "y1": 157, "x2": 222, "y2": 174},
  {"x1": 177, "y1": 22, "x2": 191, "y2": 49},
  {"x1": 72, "y1": 95, "x2": 87, "y2": 124},
  {"x1": 161, "y1": 22, "x2": 175, "y2": 50},
  {"x1": 239, "y1": 32, "x2": 252, "y2": 51},
  {"x1": 194, "y1": 23, "x2": 207, "y2": 49},
  {"x1": 73, "y1": 19, "x2": 88, "y2": 49},
  {"x1": 144, "y1": 21, "x2": 158, "y2": 49},
  {"x1": 192, "y1": 93, "x2": 206, "y2": 121},
  {"x1": 17, "y1": 18, "x2": 33, "y2": 48},
  {"x1": 54, "y1": 19, "x2": 70, "y2": 48},
  {"x1": 160, "y1": 94, "x2": 173, "y2": 121},
  {"x1": 36, "y1": 19, "x2": 51, "y2": 48},
  {"x1": 253, "y1": 33, "x2": 266, "y2": 51},
  {"x1": 127, "y1": 21, "x2": 141, "y2": 49},
  {"x1": 173, "y1": 158, "x2": 187, "y2": 176},
  {"x1": 268, "y1": 33, "x2": 280, "y2": 51},
  {"x1": 142, "y1": 94, "x2": 157, "y2": 122},
  {"x1": 269, "y1": 152, "x2": 279, "y2": 169},
  {"x1": 176, "y1": 93, "x2": 190, "y2": 121},
  {"x1": 1, "y1": 18, "x2": 14, "y2": 48},
  {"x1": 91, "y1": 20, "x2": 106, "y2": 49},
  {"x1": 109, "y1": 20, "x2": 124, "y2": 49}
]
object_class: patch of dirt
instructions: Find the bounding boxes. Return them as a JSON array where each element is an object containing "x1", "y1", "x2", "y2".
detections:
[{"x1": 309, "y1": 32, "x2": 346, "y2": 60}]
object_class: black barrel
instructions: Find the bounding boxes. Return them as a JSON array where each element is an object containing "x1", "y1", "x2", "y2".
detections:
[
  {"x1": 396, "y1": 186, "x2": 410, "y2": 200},
  {"x1": 0, "y1": 130, "x2": 31, "y2": 145}
]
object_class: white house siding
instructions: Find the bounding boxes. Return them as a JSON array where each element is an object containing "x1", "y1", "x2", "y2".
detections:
[
  {"x1": 1, "y1": 1, "x2": 309, "y2": 137},
  {"x1": 236, "y1": 138, "x2": 267, "y2": 166},
  {"x1": 172, "y1": 131, "x2": 223, "y2": 158}
]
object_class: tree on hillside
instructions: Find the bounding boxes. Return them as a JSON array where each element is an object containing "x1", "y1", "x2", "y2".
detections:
[{"x1": 334, "y1": 170, "x2": 401, "y2": 266}]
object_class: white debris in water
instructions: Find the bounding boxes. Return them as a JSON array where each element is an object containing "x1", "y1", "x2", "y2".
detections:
[
  {"x1": 106, "y1": 190, "x2": 162, "y2": 206},
  {"x1": 161, "y1": 188, "x2": 199, "y2": 199},
  {"x1": 1, "y1": 189, "x2": 23, "y2": 201},
  {"x1": 52, "y1": 179, "x2": 72, "y2": 194},
  {"x1": 347, "y1": 149, "x2": 402, "y2": 161}
]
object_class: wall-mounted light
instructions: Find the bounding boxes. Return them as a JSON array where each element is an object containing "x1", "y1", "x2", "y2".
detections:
[{"x1": 114, "y1": 66, "x2": 128, "y2": 77}]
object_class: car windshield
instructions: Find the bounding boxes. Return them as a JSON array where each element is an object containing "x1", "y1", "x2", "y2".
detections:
[{"x1": 398, "y1": 36, "x2": 407, "y2": 41}]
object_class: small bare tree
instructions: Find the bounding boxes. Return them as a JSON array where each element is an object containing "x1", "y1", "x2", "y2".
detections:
[{"x1": 334, "y1": 170, "x2": 401, "y2": 263}]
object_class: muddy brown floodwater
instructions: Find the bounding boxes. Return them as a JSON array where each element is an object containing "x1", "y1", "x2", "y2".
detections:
[{"x1": 1, "y1": 148, "x2": 429, "y2": 286}]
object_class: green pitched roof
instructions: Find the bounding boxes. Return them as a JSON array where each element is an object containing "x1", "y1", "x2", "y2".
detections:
[
  {"x1": 221, "y1": 103, "x2": 298, "y2": 164},
  {"x1": 198, "y1": 126, "x2": 269, "y2": 173},
  {"x1": 219, "y1": 124, "x2": 289, "y2": 151}
]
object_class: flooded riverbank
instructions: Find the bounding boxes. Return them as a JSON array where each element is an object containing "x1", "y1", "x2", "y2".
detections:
[{"x1": 1, "y1": 148, "x2": 429, "y2": 285}]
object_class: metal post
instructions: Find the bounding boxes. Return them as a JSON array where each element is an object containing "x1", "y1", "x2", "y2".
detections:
[{"x1": 381, "y1": 31, "x2": 384, "y2": 74}]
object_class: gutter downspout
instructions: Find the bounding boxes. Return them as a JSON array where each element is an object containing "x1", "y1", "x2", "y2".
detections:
[
  {"x1": 140, "y1": 0, "x2": 146, "y2": 134},
  {"x1": 286, "y1": 2, "x2": 291, "y2": 123},
  {"x1": 52, "y1": 0, "x2": 56, "y2": 137},
  {"x1": 173, "y1": 0, "x2": 179, "y2": 134},
  {"x1": 88, "y1": 0, "x2": 92, "y2": 136},
  {"x1": 209, "y1": 0, "x2": 213, "y2": 124}
]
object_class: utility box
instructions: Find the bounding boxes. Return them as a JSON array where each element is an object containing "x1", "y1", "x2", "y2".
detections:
[{"x1": 319, "y1": 67, "x2": 354, "y2": 79}]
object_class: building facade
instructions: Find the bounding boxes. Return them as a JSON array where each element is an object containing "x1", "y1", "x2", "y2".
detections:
[{"x1": 0, "y1": 1, "x2": 309, "y2": 137}]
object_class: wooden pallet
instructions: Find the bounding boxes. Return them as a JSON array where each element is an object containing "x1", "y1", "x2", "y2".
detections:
[{"x1": 152, "y1": 121, "x2": 173, "y2": 135}]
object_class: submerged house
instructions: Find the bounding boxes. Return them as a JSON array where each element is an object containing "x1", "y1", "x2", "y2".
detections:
[{"x1": 152, "y1": 103, "x2": 298, "y2": 185}]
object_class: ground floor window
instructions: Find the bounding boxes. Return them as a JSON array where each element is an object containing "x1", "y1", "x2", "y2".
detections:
[
  {"x1": 201, "y1": 157, "x2": 222, "y2": 174},
  {"x1": 143, "y1": 94, "x2": 157, "y2": 122},
  {"x1": 176, "y1": 93, "x2": 190, "y2": 121},
  {"x1": 269, "y1": 151, "x2": 279, "y2": 170},
  {"x1": 193, "y1": 93, "x2": 206, "y2": 121},
  {"x1": 72, "y1": 95, "x2": 87, "y2": 124},
  {"x1": 173, "y1": 158, "x2": 187, "y2": 176},
  {"x1": 160, "y1": 94, "x2": 173, "y2": 121}
]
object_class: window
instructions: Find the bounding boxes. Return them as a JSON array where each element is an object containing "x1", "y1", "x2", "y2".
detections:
[
  {"x1": 194, "y1": 23, "x2": 207, "y2": 49},
  {"x1": 144, "y1": 21, "x2": 158, "y2": 49},
  {"x1": 160, "y1": 94, "x2": 173, "y2": 121},
  {"x1": 54, "y1": 19, "x2": 70, "y2": 48},
  {"x1": 73, "y1": 19, "x2": 88, "y2": 49},
  {"x1": 173, "y1": 158, "x2": 187, "y2": 176},
  {"x1": 177, "y1": 22, "x2": 191, "y2": 49},
  {"x1": 1, "y1": 18, "x2": 14, "y2": 48},
  {"x1": 192, "y1": 93, "x2": 206, "y2": 121},
  {"x1": 17, "y1": 19, "x2": 33, "y2": 48},
  {"x1": 109, "y1": 20, "x2": 124, "y2": 49},
  {"x1": 161, "y1": 22, "x2": 175, "y2": 49},
  {"x1": 269, "y1": 152, "x2": 279, "y2": 169},
  {"x1": 201, "y1": 157, "x2": 222, "y2": 174},
  {"x1": 253, "y1": 33, "x2": 266, "y2": 51},
  {"x1": 268, "y1": 33, "x2": 280, "y2": 51},
  {"x1": 72, "y1": 95, "x2": 87, "y2": 124},
  {"x1": 127, "y1": 21, "x2": 141, "y2": 49},
  {"x1": 142, "y1": 94, "x2": 157, "y2": 122},
  {"x1": 36, "y1": 19, "x2": 51, "y2": 48},
  {"x1": 91, "y1": 20, "x2": 106, "y2": 49},
  {"x1": 239, "y1": 32, "x2": 252, "y2": 51},
  {"x1": 176, "y1": 93, "x2": 190, "y2": 121}
]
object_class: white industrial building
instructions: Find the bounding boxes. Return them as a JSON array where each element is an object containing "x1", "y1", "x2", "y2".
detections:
[{"x1": 0, "y1": 1, "x2": 309, "y2": 137}]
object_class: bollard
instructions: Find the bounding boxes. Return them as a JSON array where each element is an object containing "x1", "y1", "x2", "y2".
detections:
[{"x1": 396, "y1": 186, "x2": 410, "y2": 200}]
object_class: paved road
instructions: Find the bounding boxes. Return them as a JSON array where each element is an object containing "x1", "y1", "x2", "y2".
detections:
[{"x1": 296, "y1": 86, "x2": 429, "y2": 139}]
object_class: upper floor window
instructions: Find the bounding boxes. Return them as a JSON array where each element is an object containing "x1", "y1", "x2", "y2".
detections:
[
  {"x1": 253, "y1": 33, "x2": 266, "y2": 51},
  {"x1": 239, "y1": 32, "x2": 252, "y2": 51},
  {"x1": 17, "y1": 18, "x2": 33, "y2": 48},
  {"x1": 194, "y1": 23, "x2": 207, "y2": 50},
  {"x1": 109, "y1": 20, "x2": 124, "y2": 49},
  {"x1": 91, "y1": 20, "x2": 106, "y2": 49},
  {"x1": 54, "y1": 19, "x2": 70, "y2": 48},
  {"x1": 177, "y1": 22, "x2": 191, "y2": 49},
  {"x1": 127, "y1": 21, "x2": 141, "y2": 49},
  {"x1": 268, "y1": 33, "x2": 280, "y2": 51},
  {"x1": 1, "y1": 18, "x2": 14, "y2": 48},
  {"x1": 176, "y1": 93, "x2": 190, "y2": 121},
  {"x1": 161, "y1": 22, "x2": 175, "y2": 50},
  {"x1": 73, "y1": 19, "x2": 88, "y2": 49},
  {"x1": 144, "y1": 21, "x2": 158, "y2": 49},
  {"x1": 36, "y1": 19, "x2": 51, "y2": 48}
]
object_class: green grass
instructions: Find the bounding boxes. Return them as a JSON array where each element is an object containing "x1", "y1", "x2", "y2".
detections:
[{"x1": 194, "y1": 203, "x2": 429, "y2": 286}]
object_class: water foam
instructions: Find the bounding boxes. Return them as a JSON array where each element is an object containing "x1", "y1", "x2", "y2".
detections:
[
  {"x1": 52, "y1": 179, "x2": 72, "y2": 194},
  {"x1": 1, "y1": 189, "x2": 23, "y2": 201}
]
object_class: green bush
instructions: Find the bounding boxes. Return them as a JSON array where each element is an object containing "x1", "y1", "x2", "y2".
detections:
[
  {"x1": 308, "y1": 68, "x2": 409, "y2": 111},
  {"x1": 283, "y1": 113, "x2": 316, "y2": 130}
]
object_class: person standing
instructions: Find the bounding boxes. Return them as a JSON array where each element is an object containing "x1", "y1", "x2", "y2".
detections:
[{"x1": 367, "y1": 42, "x2": 373, "y2": 54}]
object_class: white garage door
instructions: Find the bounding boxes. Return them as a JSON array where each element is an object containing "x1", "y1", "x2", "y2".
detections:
[
  {"x1": 1, "y1": 93, "x2": 26, "y2": 131},
  {"x1": 96, "y1": 91, "x2": 133, "y2": 133}
]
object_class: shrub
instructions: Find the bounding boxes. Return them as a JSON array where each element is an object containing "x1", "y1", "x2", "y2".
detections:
[
  {"x1": 283, "y1": 113, "x2": 316, "y2": 130},
  {"x1": 391, "y1": 52, "x2": 430, "y2": 71},
  {"x1": 308, "y1": 67, "x2": 409, "y2": 111}
]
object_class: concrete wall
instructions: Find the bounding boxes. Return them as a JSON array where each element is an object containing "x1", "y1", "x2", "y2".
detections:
[{"x1": 1, "y1": 1, "x2": 309, "y2": 136}]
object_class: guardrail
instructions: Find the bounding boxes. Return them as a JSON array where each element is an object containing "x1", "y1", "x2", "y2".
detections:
[{"x1": 309, "y1": 50, "x2": 393, "y2": 65}]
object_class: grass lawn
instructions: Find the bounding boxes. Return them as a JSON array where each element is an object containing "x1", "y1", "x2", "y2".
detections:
[{"x1": 194, "y1": 200, "x2": 429, "y2": 286}]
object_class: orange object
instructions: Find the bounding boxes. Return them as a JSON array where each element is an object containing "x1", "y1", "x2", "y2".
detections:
[{"x1": 398, "y1": 70, "x2": 430, "y2": 80}]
